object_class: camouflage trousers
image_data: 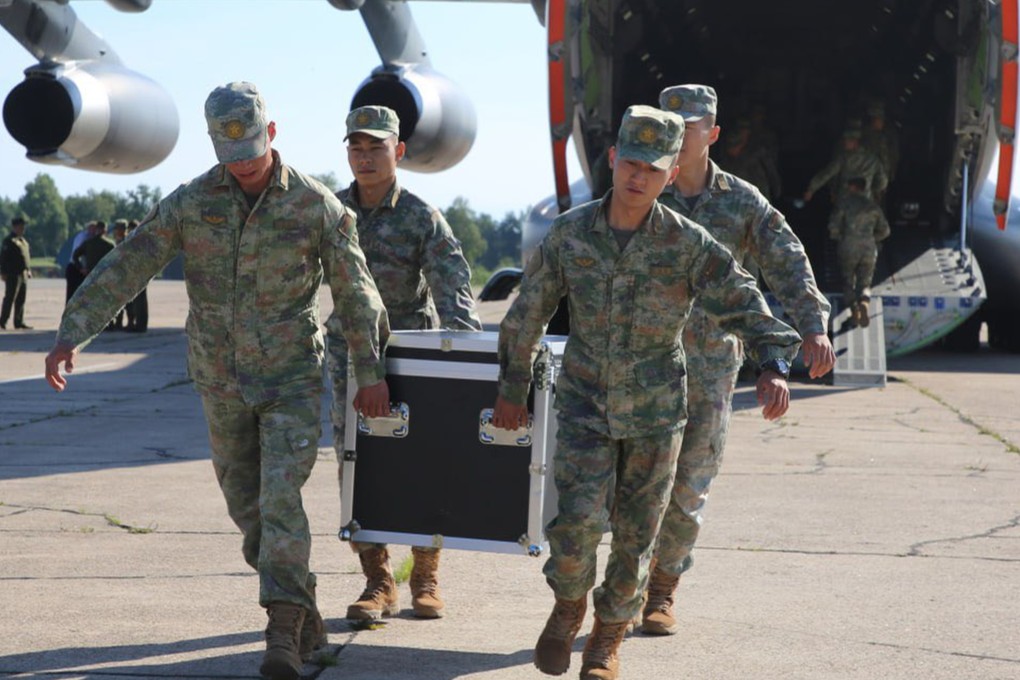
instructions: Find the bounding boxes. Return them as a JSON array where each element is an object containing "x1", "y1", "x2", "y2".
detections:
[
  {"x1": 837, "y1": 242, "x2": 878, "y2": 304},
  {"x1": 324, "y1": 335, "x2": 437, "y2": 557},
  {"x1": 653, "y1": 366, "x2": 740, "y2": 576},
  {"x1": 200, "y1": 387, "x2": 321, "y2": 610},
  {"x1": 544, "y1": 416, "x2": 683, "y2": 623}
]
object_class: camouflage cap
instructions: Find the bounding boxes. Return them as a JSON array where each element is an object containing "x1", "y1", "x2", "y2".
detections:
[
  {"x1": 113, "y1": 219, "x2": 128, "y2": 230},
  {"x1": 616, "y1": 105, "x2": 684, "y2": 170},
  {"x1": 344, "y1": 105, "x2": 400, "y2": 141},
  {"x1": 658, "y1": 84, "x2": 718, "y2": 122},
  {"x1": 204, "y1": 81, "x2": 269, "y2": 163}
]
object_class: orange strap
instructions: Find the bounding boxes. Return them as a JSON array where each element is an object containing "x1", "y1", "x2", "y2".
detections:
[
  {"x1": 995, "y1": 0, "x2": 1018, "y2": 230},
  {"x1": 547, "y1": 0, "x2": 571, "y2": 213}
]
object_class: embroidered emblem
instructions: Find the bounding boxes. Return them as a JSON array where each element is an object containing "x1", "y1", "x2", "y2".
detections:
[
  {"x1": 574, "y1": 257, "x2": 596, "y2": 268},
  {"x1": 202, "y1": 213, "x2": 227, "y2": 225},
  {"x1": 355, "y1": 111, "x2": 372, "y2": 126},
  {"x1": 224, "y1": 120, "x2": 246, "y2": 140},
  {"x1": 667, "y1": 94, "x2": 682, "y2": 111},
  {"x1": 638, "y1": 125, "x2": 658, "y2": 144}
]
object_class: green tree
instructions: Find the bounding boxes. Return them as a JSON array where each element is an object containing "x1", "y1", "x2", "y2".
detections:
[
  {"x1": 18, "y1": 173, "x2": 68, "y2": 257},
  {"x1": 0, "y1": 196, "x2": 17, "y2": 233},
  {"x1": 65, "y1": 189, "x2": 118, "y2": 233},
  {"x1": 114, "y1": 184, "x2": 162, "y2": 221},
  {"x1": 442, "y1": 197, "x2": 487, "y2": 266}
]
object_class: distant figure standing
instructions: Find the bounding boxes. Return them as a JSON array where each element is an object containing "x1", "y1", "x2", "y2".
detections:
[
  {"x1": 124, "y1": 219, "x2": 148, "y2": 333},
  {"x1": 65, "y1": 221, "x2": 96, "y2": 302},
  {"x1": 73, "y1": 220, "x2": 116, "y2": 280},
  {"x1": 111, "y1": 220, "x2": 129, "y2": 330},
  {"x1": 1, "y1": 215, "x2": 32, "y2": 330},
  {"x1": 828, "y1": 177, "x2": 891, "y2": 327}
]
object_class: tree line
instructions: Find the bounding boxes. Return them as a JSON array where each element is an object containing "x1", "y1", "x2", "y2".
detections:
[{"x1": 1, "y1": 172, "x2": 524, "y2": 285}]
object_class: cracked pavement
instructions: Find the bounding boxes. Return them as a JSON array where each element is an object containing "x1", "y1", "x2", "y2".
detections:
[{"x1": 1, "y1": 279, "x2": 1018, "y2": 679}]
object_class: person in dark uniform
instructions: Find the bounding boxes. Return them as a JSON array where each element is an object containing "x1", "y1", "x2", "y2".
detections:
[
  {"x1": 65, "y1": 221, "x2": 95, "y2": 303},
  {"x1": 123, "y1": 219, "x2": 149, "y2": 332},
  {"x1": 0, "y1": 214, "x2": 32, "y2": 330}
]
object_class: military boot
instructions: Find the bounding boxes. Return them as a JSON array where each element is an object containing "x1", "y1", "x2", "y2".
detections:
[
  {"x1": 299, "y1": 584, "x2": 328, "y2": 660},
  {"x1": 534, "y1": 596, "x2": 587, "y2": 675},
  {"x1": 259, "y1": 602, "x2": 305, "y2": 680},
  {"x1": 346, "y1": 546, "x2": 399, "y2": 621},
  {"x1": 579, "y1": 616, "x2": 629, "y2": 680},
  {"x1": 641, "y1": 567, "x2": 681, "y2": 635},
  {"x1": 410, "y1": 546, "x2": 445, "y2": 618},
  {"x1": 858, "y1": 299, "x2": 870, "y2": 327}
]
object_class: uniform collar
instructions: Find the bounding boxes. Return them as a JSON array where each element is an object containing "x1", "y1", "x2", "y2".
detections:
[
  {"x1": 215, "y1": 150, "x2": 288, "y2": 192},
  {"x1": 593, "y1": 189, "x2": 664, "y2": 235},
  {"x1": 344, "y1": 179, "x2": 402, "y2": 213}
]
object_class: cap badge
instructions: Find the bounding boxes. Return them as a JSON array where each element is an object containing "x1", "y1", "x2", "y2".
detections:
[
  {"x1": 638, "y1": 125, "x2": 658, "y2": 144},
  {"x1": 224, "y1": 120, "x2": 246, "y2": 140},
  {"x1": 666, "y1": 94, "x2": 682, "y2": 111},
  {"x1": 355, "y1": 111, "x2": 371, "y2": 126}
]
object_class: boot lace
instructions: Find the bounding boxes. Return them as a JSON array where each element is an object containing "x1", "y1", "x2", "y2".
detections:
[
  {"x1": 586, "y1": 621, "x2": 628, "y2": 667},
  {"x1": 546, "y1": 598, "x2": 586, "y2": 639}
]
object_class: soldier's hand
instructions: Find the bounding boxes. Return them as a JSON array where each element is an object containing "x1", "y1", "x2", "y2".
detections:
[
  {"x1": 492, "y1": 395, "x2": 528, "y2": 430},
  {"x1": 44, "y1": 341, "x2": 78, "y2": 392},
  {"x1": 802, "y1": 332, "x2": 836, "y2": 379},
  {"x1": 756, "y1": 372, "x2": 790, "y2": 421},
  {"x1": 353, "y1": 379, "x2": 390, "y2": 418}
]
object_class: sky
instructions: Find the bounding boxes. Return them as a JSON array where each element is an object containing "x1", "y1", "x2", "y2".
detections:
[{"x1": 0, "y1": 0, "x2": 584, "y2": 217}]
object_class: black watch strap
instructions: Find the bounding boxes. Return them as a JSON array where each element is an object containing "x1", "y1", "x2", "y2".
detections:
[{"x1": 760, "y1": 358, "x2": 791, "y2": 380}]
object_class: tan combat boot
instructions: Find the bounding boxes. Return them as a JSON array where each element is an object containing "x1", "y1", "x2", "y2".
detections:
[
  {"x1": 410, "y1": 546, "x2": 445, "y2": 618},
  {"x1": 641, "y1": 567, "x2": 681, "y2": 635},
  {"x1": 260, "y1": 602, "x2": 305, "y2": 680},
  {"x1": 534, "y1": 596, "x2": 587, "y2": 675},
  {"x1": 346, "y1": 546, "x2": 399, "y2": 621},
  {"x1": 858, "y1": 299, "x2": 870, "y2": 327},
  {"x1": 299, "y1": 584, "x2": 328, "y2": 660},
  {"x1": 580, "y1": 616, "x2": 629, "y2": 680}
]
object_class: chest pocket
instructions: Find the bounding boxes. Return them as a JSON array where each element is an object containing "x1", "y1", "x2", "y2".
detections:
[
  {"x1": 563, "y1": 255, "x2": 611, "y2": 329},
  {"x1": 632, "y1": 262, "x2": 689, "y2": 349}
]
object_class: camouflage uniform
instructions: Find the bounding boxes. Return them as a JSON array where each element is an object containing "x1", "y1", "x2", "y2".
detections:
[
  {"x1": 55, "y1": 149, "x2": 389, "y2": 611},
  {"x1": 0, "y1": 220, "x2": 31, "y2": 329},
  {"x1": 828, "y1": 191, "x2": 891, "y2": 305},
  {"x1": 656, "y1": 161, "x2": 830, "y2": 576},
  {"x1": 498, "y1": 106, "x2": 801, "y2": 622},
  {"x1": 327, "y1": 178, "x2": 482, "y2": 555},
  {"x1": 806, "y1": 137, "x2": 888, "y2": 203}
]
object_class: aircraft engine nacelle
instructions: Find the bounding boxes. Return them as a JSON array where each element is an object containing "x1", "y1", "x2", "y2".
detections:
[
  {"x1": 351, "y1": 65, "x2": 476, "y2": 173},
  {"x1": 3, "y1": 61, "x2": 179, "y2": 174}
]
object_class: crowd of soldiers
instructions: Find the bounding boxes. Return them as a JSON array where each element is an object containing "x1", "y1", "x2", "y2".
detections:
[{"x1": 33, "y1": 77, "x2": 900, "y2": 680}]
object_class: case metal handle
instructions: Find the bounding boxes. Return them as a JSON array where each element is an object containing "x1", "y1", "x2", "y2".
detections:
[
  {"x1": 478, "y1": 408, "x2": 533, "y2": 446},
  {"x1": 357, "y1": 402, "x2": 410, "y2": 438}
]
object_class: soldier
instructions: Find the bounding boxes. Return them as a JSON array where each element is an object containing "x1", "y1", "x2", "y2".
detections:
[
  {"x1": 862, "y1": 101, "x2": 900, "y2": 188},
  {"x1": 828, "y1": 177, "x2": 891, "y2": 327},
  {"x1": 716, "y1": 117, "x2": 780, "y2": 203},
  {"x1": 803, "y1": 128, "x2": 887, "y2": 204},
  {"x1": 328, "y1": 105, "x2": 482, "y2": 623},
  {"x1": 650, "y1": 84, "x2": 835, "y2": 636},
  {"x1": 491, "y1": 105, "x2": 802, "y2": 680},
  {"x1": 0, "y1": 214, "x2": 32, "y2": 330},
  {"x1": 65, "y1": 221, "x2": 95, "y2": 303},
  {"x1": 43, "y1": 82, "x2": 391, "y2": 680},
  {"x1": 72, "y1": 220, "x2": 116, "y2": 278}
]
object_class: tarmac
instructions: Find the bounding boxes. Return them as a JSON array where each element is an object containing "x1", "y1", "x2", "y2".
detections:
[{"x1": 1, "y1": 278, "x2": 1018, "y2": 680}]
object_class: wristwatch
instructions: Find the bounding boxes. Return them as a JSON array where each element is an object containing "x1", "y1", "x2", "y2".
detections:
[{"x1": 759, "y1": 357, "x2": 791, "y2": 380}]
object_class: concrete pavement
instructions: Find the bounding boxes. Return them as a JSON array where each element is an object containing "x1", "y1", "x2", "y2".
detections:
[{"x1": 1, "y1": 279, "x2": 1018, "y2": 679}]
